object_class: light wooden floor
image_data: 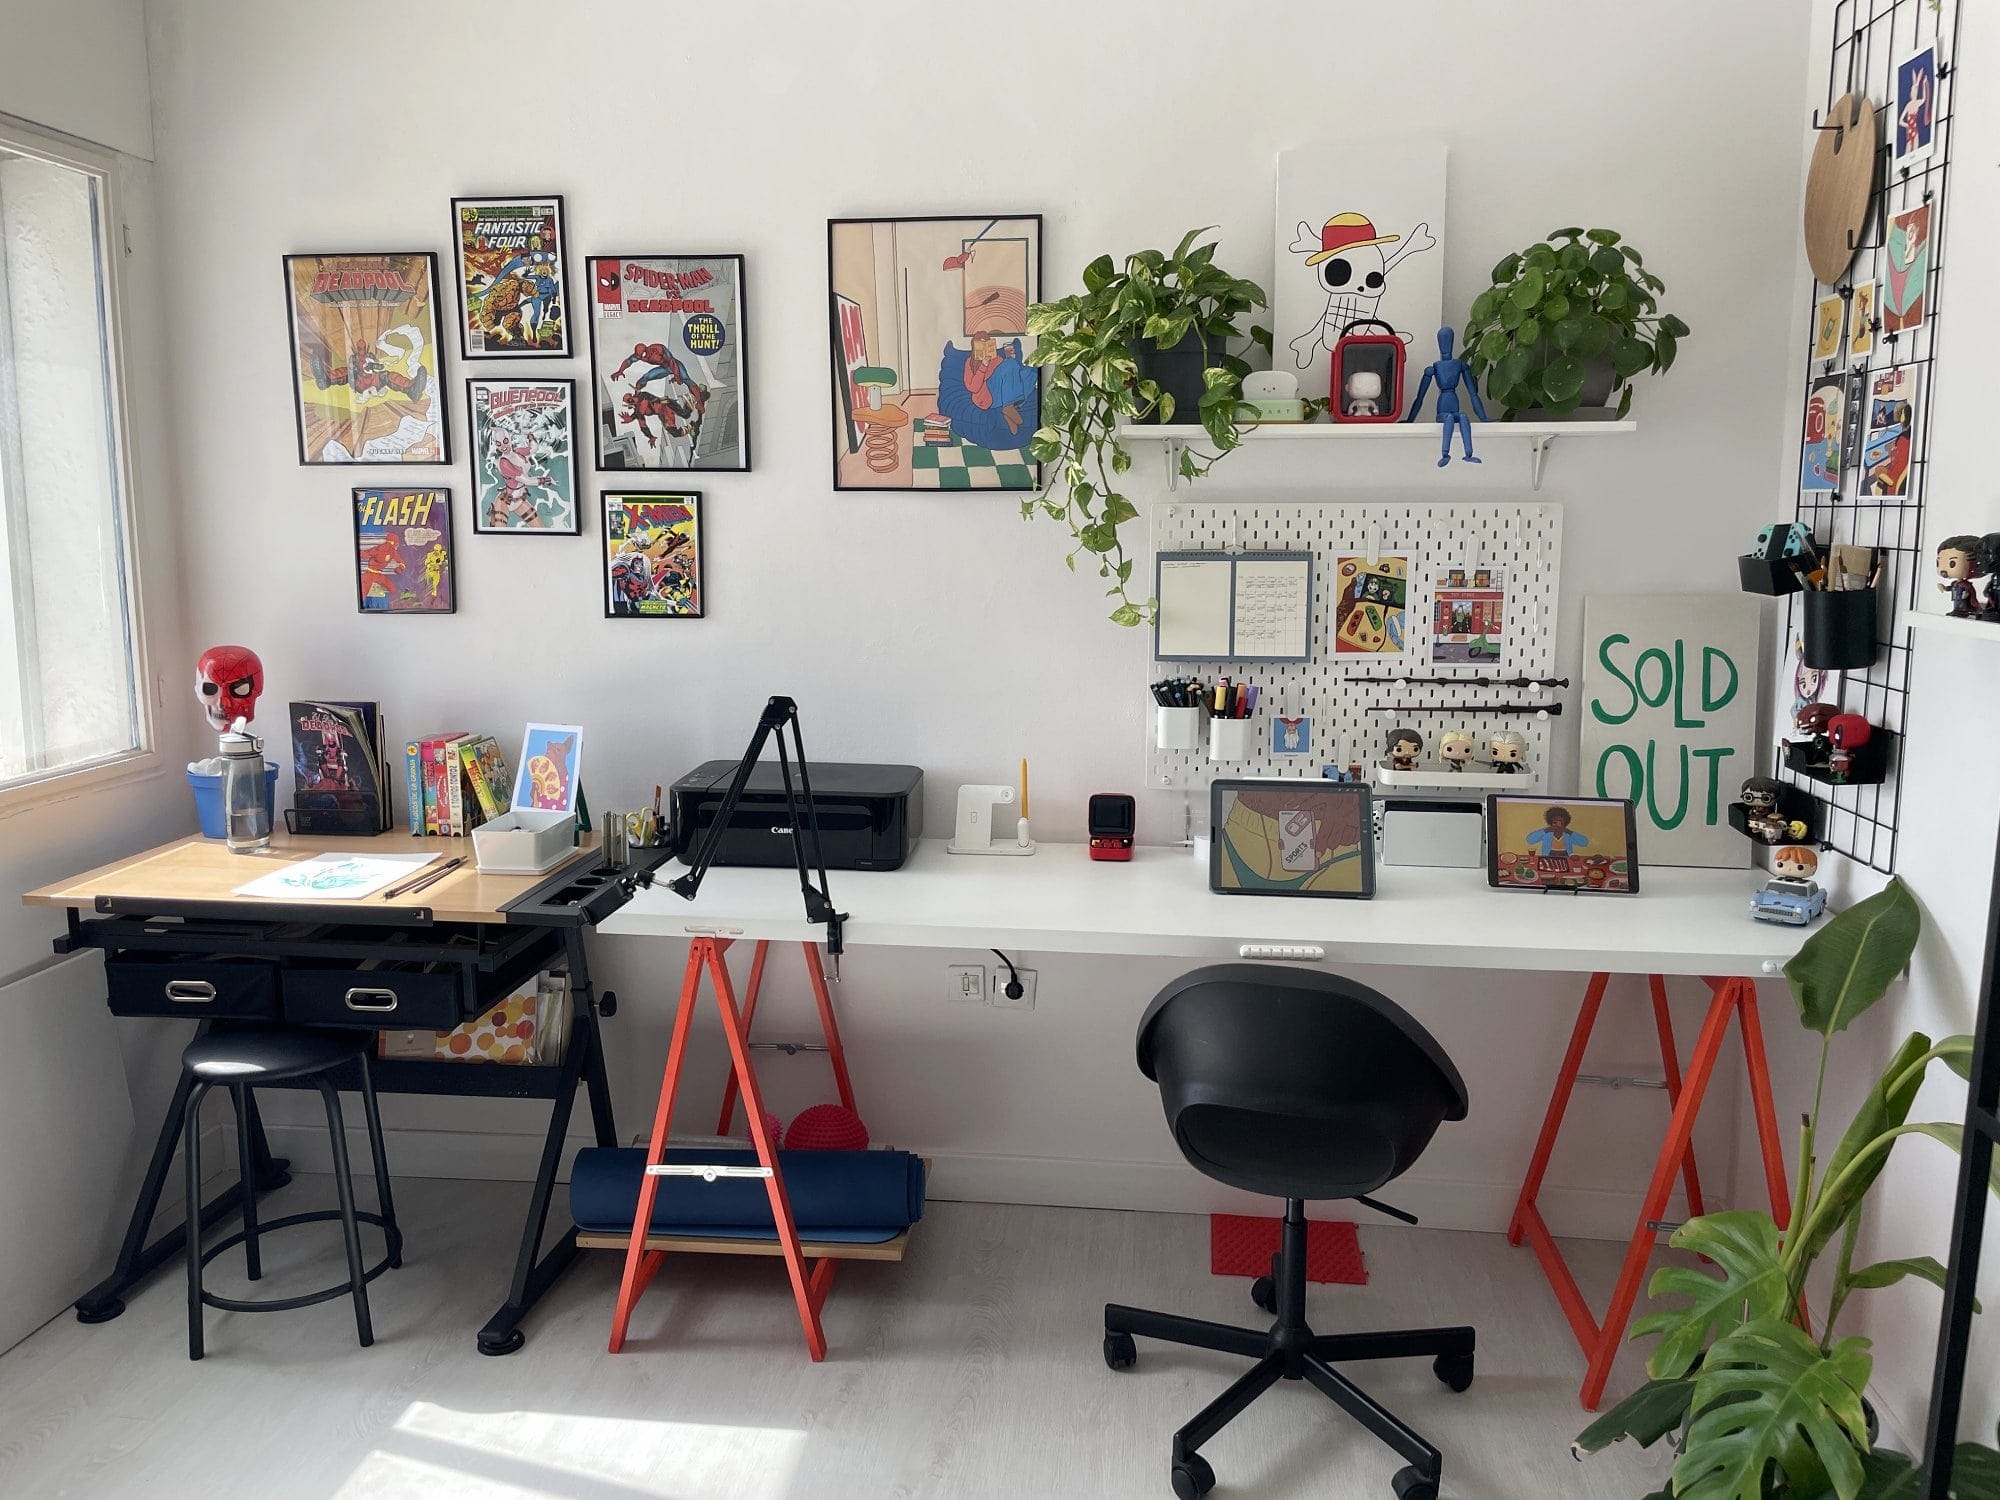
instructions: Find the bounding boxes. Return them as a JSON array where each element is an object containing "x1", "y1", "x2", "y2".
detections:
[{"x1": 0, "y1": 1175, "x2": 1672, "y2": 1498}]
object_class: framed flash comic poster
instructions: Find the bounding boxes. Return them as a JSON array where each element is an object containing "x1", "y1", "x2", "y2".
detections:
[
  {"x1": 827, "y1": 215, "x2": 1042, "y2": 491},
  {"x1": 467, "y1": 378, "x2": 578, "y2": 535},
  {"x1": 587, "y1": 254, "x2": 750, "y2": 471},
  {"x1": 283, "y1": 253, "x2": 448, "y2": 465},
  {"x1": 604, "y1": 491, "x2": 703, "y2": 619},
  {"x1": 352, "y1": 488, "x2": 454, "y2": 614},
  {"x1": 451, "y1": 194, "x2": 570, "y2": 358}
]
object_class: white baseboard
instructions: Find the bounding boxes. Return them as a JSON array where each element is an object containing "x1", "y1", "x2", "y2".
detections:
[{"x1": 260, "y1": 1122, "x2": 1676, "y2": 1242}]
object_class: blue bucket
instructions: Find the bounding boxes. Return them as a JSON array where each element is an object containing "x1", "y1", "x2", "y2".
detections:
[{"x1": 189, "y1": 763, "x2": 279, "y2": 840}]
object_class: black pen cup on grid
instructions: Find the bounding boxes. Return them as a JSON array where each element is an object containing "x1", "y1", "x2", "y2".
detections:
[{"x1": 1802, "y1": 586, "x2": 1879, "y2": 670}]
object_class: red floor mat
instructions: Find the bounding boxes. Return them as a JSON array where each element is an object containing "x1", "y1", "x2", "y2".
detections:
[{"x1": 1209, "y1": 1214, "x2": 1367, "y2": 1285}]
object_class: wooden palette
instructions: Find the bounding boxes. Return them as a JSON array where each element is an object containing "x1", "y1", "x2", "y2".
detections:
[{"x1": 1804, "y1": 92, "x2": 1881, "y2": 285}]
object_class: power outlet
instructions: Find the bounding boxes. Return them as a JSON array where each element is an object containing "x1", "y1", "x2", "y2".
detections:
[
  {"x1": 947, "y1": 964, "x2": 986, "y2": 1004},
  {"x1": 989, "y1": 966, "x2": 1037, "y2": 1010}
]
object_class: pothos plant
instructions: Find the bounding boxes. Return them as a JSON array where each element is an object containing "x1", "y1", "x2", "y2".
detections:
[
  {"x1": 1575, "y1": 878, "x2": 2000, "y2": 1499},
  {"x1": 1024, "y1": 229, "x2": 1266, "y2": 625},
  {"x1": 1461, "y1": 227, "x2": 1689, "y2": 419}
]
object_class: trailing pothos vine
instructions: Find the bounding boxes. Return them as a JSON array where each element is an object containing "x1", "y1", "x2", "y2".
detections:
[{"x1": 1024, "y1": 229, "x2": 1266, "y2": 625}]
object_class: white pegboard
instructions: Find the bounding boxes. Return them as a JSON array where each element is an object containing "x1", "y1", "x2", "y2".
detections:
[{"x1": 1147, "y1": 501, "x2": 1564, "y2": 791}]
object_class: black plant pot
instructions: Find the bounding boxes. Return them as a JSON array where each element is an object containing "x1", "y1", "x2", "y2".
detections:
[{"x1": 1132, "y1": 329, "x2": 1219, "y2": 425}]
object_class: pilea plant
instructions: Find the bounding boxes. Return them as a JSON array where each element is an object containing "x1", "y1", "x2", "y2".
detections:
[
  {"x1": 1461, "y1": 227, "x2": 1689, "y2": 419},
  {"x1": 1024, "y1": 229, "x2": 1266, "y2": 625}
]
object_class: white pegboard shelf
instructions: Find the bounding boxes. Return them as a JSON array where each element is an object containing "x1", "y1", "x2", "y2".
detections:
[
  {"x1": 1373, "y1": 765, "x2": 1534, "y2": 793},
  {"x1": 1116, "y1": 419, "x2": 1635, "y2": 490},
  {"x1": 1902, "y1": 609, "x2": 2000, "y2": 642}
]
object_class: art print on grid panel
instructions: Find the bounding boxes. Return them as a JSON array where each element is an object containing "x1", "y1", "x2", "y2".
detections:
[{"x1": 828, "y1": 216, "x2": 1042, "y2": 491}]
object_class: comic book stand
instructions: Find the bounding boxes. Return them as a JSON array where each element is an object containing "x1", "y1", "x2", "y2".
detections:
[
  {"x1": 1509, "y1": 972, "x2": 1792, "y2": 1410},
  {"x1": 604, "y1": 696, "x2": 871, "y2": 1362}
]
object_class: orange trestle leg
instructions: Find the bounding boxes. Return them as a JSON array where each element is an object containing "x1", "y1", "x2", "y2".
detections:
[{"x1": 1507, "y1": 973, "x2": 1791, "y2": 1410}]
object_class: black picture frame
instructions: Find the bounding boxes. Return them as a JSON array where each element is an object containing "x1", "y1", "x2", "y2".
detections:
[
  {"x1": 450, "y1": 193, "x2": 571, "y2": 360},
  {"x1": 827, "y1": 213, "x2": 1044, "y2": 493},
  {"x1": 282, "y1": 252, "x2": 450, "y2": 466},
  {"x1": 586, "y1": 253, "x2": 751, "y2": 473},
  {"x1": 603, "y1": 490, "x2": 704, "y2": 619},
  {"x1": 1208, "y1": 779, "x2": 1375, "y2": 899},
  {"x1": 465, "y1": 376, "x2": 580, "y2": 536},
  {"x1": 1485, "y1": 794, "x2": 1641, "y2": 894},
  {"x1": 351, "y1": 487, "x2": 455, "y2": 615}
]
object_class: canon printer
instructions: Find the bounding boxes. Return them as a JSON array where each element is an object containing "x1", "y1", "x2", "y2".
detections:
[{"x1": 668, "y1": 761, "x2": 923, "y2": 872}]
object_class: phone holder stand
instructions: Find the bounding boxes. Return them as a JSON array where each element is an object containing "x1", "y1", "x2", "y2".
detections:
[{"x1": 946, "y1": 783, "x2": 1035, "y2": 856}]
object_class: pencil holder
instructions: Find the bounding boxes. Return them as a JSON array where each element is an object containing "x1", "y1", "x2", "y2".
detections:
[
  {"x1": 1208, "y1": 717, "x2": 1256, "y2": 762},
  {"x1": 1738, "y1": 553, "x2": 1803, "y2": 596},
  {"x1": 1157, "y1": 706, "x2": 1203, "y2": 751},
  {"x1": 1802, "y1": 587, "x2": 1878, "y2": 670}
]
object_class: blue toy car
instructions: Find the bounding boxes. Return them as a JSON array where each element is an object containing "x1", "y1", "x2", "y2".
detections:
[{"x1": 1749, "y1": 878, "x2": 1828, "y2": 926}]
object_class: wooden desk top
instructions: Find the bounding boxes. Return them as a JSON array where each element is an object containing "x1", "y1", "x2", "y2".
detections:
[{"x1": 23, "y1": 830, "x2": 597, "y2": 926}]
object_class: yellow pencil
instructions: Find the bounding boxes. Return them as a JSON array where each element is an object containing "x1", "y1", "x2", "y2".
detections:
[{"x1": 1019, "y1": 757, "x2": 1029, "y2": 820}]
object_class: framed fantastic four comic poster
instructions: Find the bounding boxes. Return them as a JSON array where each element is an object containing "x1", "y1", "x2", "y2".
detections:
[
  {"x1": 282, "y1": 253, "x2": 449, "y2": 465},
  {"x1": 451, "y1": 194, "x2": 570, "y2": 358},
  {"x1": 587, "y1": 254, "x2": 750, "y2": 471}
]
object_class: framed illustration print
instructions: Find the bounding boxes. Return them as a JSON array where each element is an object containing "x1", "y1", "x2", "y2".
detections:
[
  {"x1": 282, "y1": 253, "x2": 448, "y2": 465},
  {"x1": 604, "y1": 491, "x2": 703, "y2": 618},
  {"x1": 352, "y1": 487, "x2": 454, "y2": 614},
  {"x1": 451, "y1": 194, "x2": 570, "y2": 358},
  {"x1": 514, "y1": 722, "x2": 583, "y2": 814},
  {"x1": 1486, "y1": 795, "x2": 1639, "y2": 893},
  {"x1": 467, "y1": 377, "x2": 578, "y2": 534},
  {"x1": 587, "y1": 254, "x2": 749, "y2": 471},
  {"x1": 827, "y1": 215, "x2": 1042, "y2": 492},
  {"x1": 1209, "y1": 780, "x2": 1375, "y2": 898}
]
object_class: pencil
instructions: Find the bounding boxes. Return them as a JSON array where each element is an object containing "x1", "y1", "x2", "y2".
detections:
[{"x1": 1019, "y1": 758, "x2": 1029, "y2": 820}]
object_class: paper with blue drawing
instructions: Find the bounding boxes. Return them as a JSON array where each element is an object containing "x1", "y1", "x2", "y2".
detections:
[{"x1": 233, "y1": 852, "x2": 440, "y2": 901}]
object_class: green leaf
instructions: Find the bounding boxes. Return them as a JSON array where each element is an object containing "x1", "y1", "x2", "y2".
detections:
[
  {"x1": 1616, "y1": 384, "x2": 1635, "y2": 419},
  {"x1": 1549, "y1": 226, "x2": 1584, "y2": 240},
  {"x1": 1101, "y1": 494, "x2": 1139, "y2": 526},
  {"x1": 1633, "y1": 1211, "x2": 1792, "y2": 1379},
  {"x1": 1540, "y1": 353, "x2": 1586, "y2": 403},
  {"x1": 1572, "y1": 314, "x2": 1612, "y2": 359},
  {"x1": 1937, "y1": 1034, "x2": 1976, "y2": 1082},
  {"x1": 1655, "y1": 328, "x2": 1678, "y2": 371},
  {"x1": 1108, "y1": 602, "x2": 1143, "y2": 627},
  {"x1": 1081, "y1": 254, "x2": 1116, "y2": 293},
  {"x1": 1601, "y1": 280, "x2": 1629, "y2": 311},
  {"x1": 1612, "y1": 336, "x2": 1654, "y2": 379},
  {"x1": 1795, "y1": 1032, "x2": 1933, "y2": 1268},
  {"x1": 1526, "y1": 244, "x2": 1558, "y2": 269},
  {"x1": 1661, "y1": 313, "x2": 1692, "y2": 338},
  {"x1": 1907, "y1": 1122, "x2": 2000, "y2": 1196},
  {"x1": 1559, "y1": 241, "x2": 1590, "y2": 272},
  {"x1": 1573, "y1": 1377, "x2": 1695, "y2": 1456},
  {"x1": 1516, "y1": 317, "x2": 1542, "y2": 348},
  {"x1": 1675, "y1": 1319, "x2": 1873, "y2": 1500},
  {"x1": 1470, "y1": 287, "x2": 1501, "y2": 324},
  {"x1": 1586, "y1": 227, "x2": 1623, "y2": 246},
  {"x1": 1843, "y1": 1256, "x2": 1972, "y2": 1309},
  {"x1": 1491, "y1": 251, "x2": 1522, "y2": 283},
  {"x1": 1787, "y1": 878, "x2": 1921, "y2": 1037},
  {"x1": 1541, "y1": 293, "x2": 1572, "y2": 323},
  {"x1": 1589, "y1": 245, "x2": 1626, "y2": 276},
  {"x1": 1500, "y1": 298, "x2": 1526, "y2": 331},
  {"x1": 1512, "y1": 266, "x2": 1546, "y2": 308},
  {"x1": 1155, "y1": 390, "x2": 1176, "y2": 424},
  {"x1": 1493, "y1": 348, "x2": 1532, "y2": 394},
  {"x1": 1622, "y1": 244, "x2": 1647, "y2": 267},
  {"x1": 1553, "y1": 314, "x2": 1588, "y2": 352},
  {"x1": 1477, "y1": 328, "x2": 1510, "y2": 363}
]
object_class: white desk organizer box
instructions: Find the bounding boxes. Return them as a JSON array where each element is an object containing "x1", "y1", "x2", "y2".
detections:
[
  {"x1": 472, "y1": 808, "x2": 577, "y2": 874},
  {"x1": 1147, "y1": 501, "x2": 1562, "y2": 794}
]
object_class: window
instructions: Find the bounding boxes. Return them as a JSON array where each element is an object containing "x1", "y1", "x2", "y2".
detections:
[{"x1": 0, "y1": 123, "x2": 147, "y2": 794}]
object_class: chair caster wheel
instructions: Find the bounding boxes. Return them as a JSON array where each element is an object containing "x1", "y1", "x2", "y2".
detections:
[
  {"x1": 1171, "y1": 1453, "x2": 1215, "y2": 1498},
  {"x1": 1391, "y1": 1465, "x2": 1438, "y2": 1500},
  {"x1": 1103, "y1": 1331, "x2": 1136, "y2": 1371},
  {"x1": 1433, "y1": 1350, "x2": 1474, "y2": 1392},
  {"x1": 1250, "y1": 1275, "x2": 1277, "y2": 1314}
]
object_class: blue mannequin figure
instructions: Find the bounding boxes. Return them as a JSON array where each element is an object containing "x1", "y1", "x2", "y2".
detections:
[{"x1": 1402, "y1": 327, "x2": 1486, "y2": 466}]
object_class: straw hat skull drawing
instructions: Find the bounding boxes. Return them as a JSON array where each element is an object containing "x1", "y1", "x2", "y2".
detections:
[{"x1": 1286, "y1": 212, "x2": 1437, "y2": 370}]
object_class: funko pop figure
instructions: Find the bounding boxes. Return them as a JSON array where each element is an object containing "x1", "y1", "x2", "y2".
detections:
[
  {"x1": 1751, "y1": 843, "x2": 1829, "y2": 925},
  {"x1": 1438, "y1": 730, "x2": 1476, "y2": 772},
  {"x1": 1739, "y1": 775, "x2": 1793, "y2": 844},
  {"x1": 1344, "y1": 369, "x2": 1385, "y2": 418},
  {"x1": 1826, "y1": 713, "x2": 1873, "y2": 781},
  {"x1": 1386, "y1": 727, "x2": 1423, "y2": 772},
  {"x1": 1936, "y1": 534, "x2": 1989, "y2": 619},
  {"x1": 1488, "y1": 729, "x2": 1528, "y2": 775}
]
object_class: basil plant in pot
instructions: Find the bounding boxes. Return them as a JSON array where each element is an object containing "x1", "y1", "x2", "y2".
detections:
[
  {"x1": 1462, "y1": 227, "x2": 1689, "y2": 420},
  {"x1": 1024, "y1": 229, "x2": 1266, "y2": 625},
  {"x1": 1576, "y1": 878, "x2": 2000, "y2": 1499}
]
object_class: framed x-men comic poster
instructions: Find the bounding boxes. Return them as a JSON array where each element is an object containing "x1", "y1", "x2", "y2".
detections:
[
  {"x1": 451, "y1": 194, "x2": 571, "y2": 358},
  {"x1": 587, "y1": 254, "x2": 750, "y2": 471},
  {"x1": 283, "y1": 252, "x2": 449, "y2": 465},
  {"x1": 604, "y1": 491, "x2": 704, "y2": 619}
]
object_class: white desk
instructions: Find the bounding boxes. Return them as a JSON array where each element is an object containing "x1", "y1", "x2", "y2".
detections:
[{"x1": 603, "y1": 839, "x2": 1802, "y2": 978}]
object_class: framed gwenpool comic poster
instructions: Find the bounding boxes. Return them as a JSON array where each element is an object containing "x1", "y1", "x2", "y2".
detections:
[
  {"x1": 604, "y1": 491, "x2": 703, "y2": 618},
  {"x1": 283, "y1": 253, "x2": 448, "y2": 465},
  {"x1": 466, "y1": 378, "x2": 578, "y2": 535},
  {"x1": 451, "y1": 194, "x2": 570, "y2": 358},
  {"x1": 827, "y1": 215, "x2": 1042, "y2": 491},
  {"x1": 352, "y1": 488, "x2": 454, "y2": 614},
  {"x1": 587, "y1": 254, "x2": 750, "y2": 471}
]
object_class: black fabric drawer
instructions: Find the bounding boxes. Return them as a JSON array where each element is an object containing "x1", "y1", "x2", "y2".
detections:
[
  {"x1": 106, "y1": 954, "x2": 280, "y2": 1019},
  {"x1": 282, "y1": 962, "x2": 464, "y2": 1030}
]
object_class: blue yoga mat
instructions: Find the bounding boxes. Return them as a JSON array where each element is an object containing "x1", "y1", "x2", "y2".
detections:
[{"x1": 570, "y1": 1146, "x2": 925, "y2": 1240}]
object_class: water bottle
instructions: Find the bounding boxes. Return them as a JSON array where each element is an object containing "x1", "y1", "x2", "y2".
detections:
[{"x1": 220, "y1": 718, "x2": 271, "y2": 853}]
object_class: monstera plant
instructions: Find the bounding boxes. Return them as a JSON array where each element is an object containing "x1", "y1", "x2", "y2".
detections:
[{"x1": 1574, "y1": 878, "x2": 2000, "y2": 1498}]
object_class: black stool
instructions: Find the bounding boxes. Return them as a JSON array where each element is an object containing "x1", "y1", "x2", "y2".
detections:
[
  {"x1": 1103, "y1": 965, "x2": 1475, "y2": 1500},
  {"x1": 181, "y1": 1027, "x2": 402, "y2": 1360}
]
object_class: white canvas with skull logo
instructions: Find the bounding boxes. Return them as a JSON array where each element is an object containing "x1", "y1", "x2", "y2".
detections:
[{"x1": 1273, "y1": 143, "x2": 1446, "y2": 406}]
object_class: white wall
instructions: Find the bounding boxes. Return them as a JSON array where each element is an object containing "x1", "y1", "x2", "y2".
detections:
[
  {"x1": 0, "y1": 0, "x2": 153, "y2": 160},
  {"x1": 140, "y1": 0, "x2": 1819, "y2": 1242}
]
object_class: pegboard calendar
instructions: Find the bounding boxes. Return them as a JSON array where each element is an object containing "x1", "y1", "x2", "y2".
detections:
[{"x1": 1147, "y1": 501, "x2": 1564, "y2": 792}]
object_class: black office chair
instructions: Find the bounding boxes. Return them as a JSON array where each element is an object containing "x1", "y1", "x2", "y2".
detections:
[{"x1": 1104, "y1": 965, "x2": 1474, "y2": 1500}]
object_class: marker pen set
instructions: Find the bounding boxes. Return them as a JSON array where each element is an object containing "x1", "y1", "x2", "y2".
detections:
[{"x1": 1148, "y1": 678, "x2": 1259, "y2": 718}]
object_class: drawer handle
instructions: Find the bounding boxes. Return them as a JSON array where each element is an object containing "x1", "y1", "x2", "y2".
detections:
[
  {"x1": 343, "y1": 987, "x2": 400, "y2": 1013},
  {"x1": 164, "y1": 979, "x2": 217, "y2": 1004}
]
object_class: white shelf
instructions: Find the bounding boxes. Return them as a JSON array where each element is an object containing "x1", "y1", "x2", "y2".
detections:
[
  {"x1": 1374, "y1": 765, "x2": 1537, "y2": 793},
  {"x1": 1116, "y1": 418, "x2": 1636, "y2": 492},
  {"x1": 1902, "y1": 609, "x2": 2000, "y2": 641}
]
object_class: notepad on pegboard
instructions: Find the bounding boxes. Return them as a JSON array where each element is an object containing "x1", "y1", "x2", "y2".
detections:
[{"x1": 1209, "y1": 1213, "x2": 1367, "y2": 1285}]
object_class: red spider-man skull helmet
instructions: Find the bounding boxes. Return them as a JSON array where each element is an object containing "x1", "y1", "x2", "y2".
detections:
[{"x1": 195, "y1": 645, "x2": 263, "y2": 731}]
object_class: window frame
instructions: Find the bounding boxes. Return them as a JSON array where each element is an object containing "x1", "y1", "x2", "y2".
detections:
[{"x1": 0, "y1": 113, "x2": 159, "y2": 816}]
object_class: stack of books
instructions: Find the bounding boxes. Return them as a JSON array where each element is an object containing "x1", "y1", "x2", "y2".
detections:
[
  {"x1": 920, "y1": 415, "x2": 954, "y2": 446},
  {"x1": 404, "y1": 732, "x2": 512, "y2": 836},
  {"x1": 289, "y1": 701, "x2": 393, "y2": 835}
]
